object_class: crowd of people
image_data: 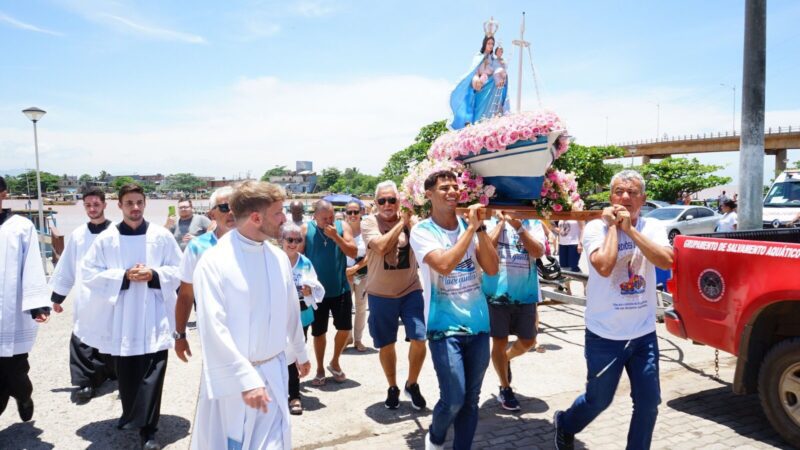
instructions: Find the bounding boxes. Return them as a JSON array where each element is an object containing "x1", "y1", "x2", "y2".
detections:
[{"x1": 0, "y1": 168, "x2": 674, "y2": 450}]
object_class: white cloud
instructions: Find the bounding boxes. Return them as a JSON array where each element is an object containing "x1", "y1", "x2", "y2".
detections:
[
  {"x1": 290, "y1": 0, "x2": 337, "y2": 17},
  {"x1": 1, "y1": 75, "x2": 452, "y2": 178},
  {"x1": 97, "y1": 13, "x2": 206, "y2": 44},
  {"x1": 0, "y1": 12, "x2": 63, "y2": 36}
]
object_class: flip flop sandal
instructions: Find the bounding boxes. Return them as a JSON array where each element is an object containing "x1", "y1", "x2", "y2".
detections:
[
  {"x1": 289, "y1": 400, "x2": 303, "y2": 415},
  {"x1": 311, "y1": 375, "x2": 327, "y2": 386},
  {"x1": 354, "y1": 341, "x2": 367, "y2": 352},
  {"x1": 326, "y1": 364, "x2": 347, "y2": 383},
  {"x1": 535, "y1": 345, "x2": 547, "y2": 353}
]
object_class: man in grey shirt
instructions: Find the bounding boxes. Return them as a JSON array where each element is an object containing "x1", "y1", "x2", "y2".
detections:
[{"x1": 166, "y1": 198, "x2": 211, "y2": 251}]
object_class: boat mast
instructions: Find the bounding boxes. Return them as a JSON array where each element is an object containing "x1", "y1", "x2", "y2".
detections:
[{"x1": 512, "y1": 12, "x2": 529, "y2": 112}]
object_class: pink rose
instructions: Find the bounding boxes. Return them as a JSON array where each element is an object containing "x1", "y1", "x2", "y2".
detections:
[
  {"x1": 479, "y1": 194, "x2": 489, "y2": 205},
  {"x1": 459, "y1": 191, "x2": 469, "y2": 203},
  {"x1": 553, "y1": 204, "x2": 563, "y2": 212}
]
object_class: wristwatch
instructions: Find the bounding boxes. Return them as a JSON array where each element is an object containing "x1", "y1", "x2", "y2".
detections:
[
  {"x1": 476, "y1": 224, "x2": 487, "y2": 233},
  {"x1": 172, "y1": 331, "x2": 187, "y2": 340}
]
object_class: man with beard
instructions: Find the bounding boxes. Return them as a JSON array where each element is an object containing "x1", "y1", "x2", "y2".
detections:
[
  {"x1": 174, "y1": 186, "x2": 235, "y2": 363},
  {"x1": 81, "y1": 183, "x2": 182, "y2": 450},
  {"x1": 191, "y1": 181, "x2": 310, "y2": 449},
  {"x1": 0, "y1": 175, "x2": 51, "y2": 423},
  {"x1": 50, "y1": 187, "x2": 115, "y2": 403}
]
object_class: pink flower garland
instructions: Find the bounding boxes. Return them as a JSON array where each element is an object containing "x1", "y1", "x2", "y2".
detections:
[
  {"x1": 429, "y1": 111, "x2": 569, "y2": 161},
  {"x1": 400, "y1": 158, "x2": 495, "y2": 218}
]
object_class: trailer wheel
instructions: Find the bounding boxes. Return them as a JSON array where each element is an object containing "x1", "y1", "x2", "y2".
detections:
[{"x1": 759, "y1": 337, "x2": 800, "y2": 447}]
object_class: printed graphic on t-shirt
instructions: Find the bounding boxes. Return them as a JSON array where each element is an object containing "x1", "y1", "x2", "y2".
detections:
[
  {"x1": 559, "y1": 222, "x2": 571, "y2": 236},
  {"x1": 612, "y1": 246, "x2": 647, "y2": 308},
  {"x1": 383, "y1": 236, "x2": 411, "y2": 270},
  {"x1": 440, "y1": 257, "x2": 479, "y2": 294},
  {"x1": 498, "y1": 234, "x2": 530, "y2": 270}
]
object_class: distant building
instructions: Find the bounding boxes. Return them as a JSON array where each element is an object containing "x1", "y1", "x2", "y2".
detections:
[
  {"x1": 206, "y1": 177, "x2": 255, "y2": 189},
  {"x1": 296, "y1": 161, "x2": 313, "y2": 172},
  {"x1": 269, "y1": 162, "x2": 317, "y2": 193},
  {"x1": 57, "y1": 175, "x2": 79, "y2": 194}
]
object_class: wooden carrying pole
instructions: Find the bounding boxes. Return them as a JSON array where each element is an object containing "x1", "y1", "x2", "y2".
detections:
[{"x1": 456, "y1": 205, "x2": 602, "y2": 221}]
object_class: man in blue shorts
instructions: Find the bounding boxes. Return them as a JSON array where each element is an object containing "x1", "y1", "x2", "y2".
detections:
[{"x1": 361, "y1": 181, "x2": 427, "y2": 410}]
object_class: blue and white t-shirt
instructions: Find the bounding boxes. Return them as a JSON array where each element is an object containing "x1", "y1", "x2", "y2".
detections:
[
  {"x1": 410, "y1": 217, "x2": 489, "y2": 340},
  {"x1": 292, "y1": 253, "x2": 325, "y2": 327},
  {"x1": 179, "y1": 231, "x2": 218, "y2": 284},
  {"x1": 582, "y1": 217, "x2": 670, "y2": 340},
  {"x1": 482, "y1": 218, "x2": 546, "y2": 305}
]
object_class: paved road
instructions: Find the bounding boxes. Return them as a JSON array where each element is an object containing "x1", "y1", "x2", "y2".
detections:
[{"x1": 0, "y1": 300, "x2": 791, "y2": 449}]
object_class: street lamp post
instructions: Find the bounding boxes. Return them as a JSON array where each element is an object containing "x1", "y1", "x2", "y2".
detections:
[
  {"x1": 22, "y1": 107, "x2": 48, "y2": 273},
  {"x1": 721, "y1": 83, "x2": 736, "y2": 134},
  {"x1": 630, "y1": 147, "x2": 637, "y2": 168}
]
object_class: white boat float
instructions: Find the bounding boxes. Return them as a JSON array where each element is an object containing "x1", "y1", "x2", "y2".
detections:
[{"x1": 456, "y1": 130, "x2": 563, "y2": 203}]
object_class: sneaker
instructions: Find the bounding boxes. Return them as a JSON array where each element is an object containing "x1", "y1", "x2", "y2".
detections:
[
  {"x1": 404, "y1": 382, "x2": 427, "y2": 410},
  {"x1": 385, "y1": 386, "x2": 400, "y2": 409},
  {"x1": 553, "y1": 410, "x2": 575, "y2": 450},
  {"x1": 497, "y1": 386, "x2": 521, "y2": 411},
  {"x1": 425, "y1": 431, "x2": 444, "y2": 450}
]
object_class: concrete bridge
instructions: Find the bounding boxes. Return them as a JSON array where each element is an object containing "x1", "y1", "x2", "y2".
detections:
[{"x1": 612, "y1": 125, "x2": 800, "y2": 175}]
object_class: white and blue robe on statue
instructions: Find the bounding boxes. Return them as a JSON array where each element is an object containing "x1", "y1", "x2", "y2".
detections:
[
  {"x1": 191, "y1": 230, "x2": 309, "y2": 450},
  {"x1": 0, "y1": 214, "x2": 50, "y2": 358}
]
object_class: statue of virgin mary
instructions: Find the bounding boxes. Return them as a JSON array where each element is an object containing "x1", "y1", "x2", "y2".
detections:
[{"x1": 448, "y1": 18, "x2": 509, "y2": 130}]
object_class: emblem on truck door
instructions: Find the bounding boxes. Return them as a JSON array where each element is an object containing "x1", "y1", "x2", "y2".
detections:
[{"x1": 698, "y1": 269, "x2": 725, "y2": 302}]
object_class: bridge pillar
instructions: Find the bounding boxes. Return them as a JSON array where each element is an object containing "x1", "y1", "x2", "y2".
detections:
[
  {"x1": 641, "y1": 155, "x2": 651, "y2": 165},
  {"x1": 775, "y1": 149, "x2": 787, "y2": 176}
]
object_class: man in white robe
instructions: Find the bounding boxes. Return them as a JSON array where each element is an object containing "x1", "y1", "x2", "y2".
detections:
[
  {"x1": 50, "y1": 187, "x2": 116, "y2": 403},
  {"x1": 81, "y1": 183, "x2": 182, "y2": 450},
  {"x1": 0, "y1": 175, "x2": 51, "y2": 422},
  {"x1": 192, "y1": 181, "x2": 310, "y2": 450}
]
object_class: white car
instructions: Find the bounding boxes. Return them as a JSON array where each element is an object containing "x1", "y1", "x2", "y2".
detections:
[{"x1": 645, "y1": 205, "x2": 721, "y2": 244}]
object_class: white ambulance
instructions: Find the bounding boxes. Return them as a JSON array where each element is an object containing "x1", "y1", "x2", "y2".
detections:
[{"x1": 763, "y1": 169, "x2": 800, "y2": 228}]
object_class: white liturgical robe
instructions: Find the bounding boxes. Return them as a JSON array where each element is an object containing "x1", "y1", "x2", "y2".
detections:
[
  {"x1": 191, "y1": 230, "x2": 308, "y2": 450},
  {"x1": 50, "y1": 222, "x2": 107, "y2": 340},
  {"x1": 0, "y1": 215, "x2": 50, "y2": 357},
  {"x1": 80, "y1": 222, "x2": 182, "y2": 356}
]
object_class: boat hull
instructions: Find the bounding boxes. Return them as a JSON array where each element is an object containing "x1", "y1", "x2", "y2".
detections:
[{"x1": 457, "y1": 134, "x2": 557, "y2": 202}]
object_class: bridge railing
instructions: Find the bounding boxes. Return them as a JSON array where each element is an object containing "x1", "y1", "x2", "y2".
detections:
[{"x1": 614, "y1": 125, "x2": 800, "y2": 146}]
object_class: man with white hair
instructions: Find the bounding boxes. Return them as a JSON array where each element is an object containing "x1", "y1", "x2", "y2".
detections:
[
  {"x1": 554, "y1": 170, "x2": 673, "y2": 450},
  {"x1": 192, "y1": 181, "x2": 310, "y2": 449},
  {"x1": 174, "y1": 186, "x2": 235, "y2": 363},
  {"x1": 361, "y1": 181, "x2": 427, "y2": 410}
]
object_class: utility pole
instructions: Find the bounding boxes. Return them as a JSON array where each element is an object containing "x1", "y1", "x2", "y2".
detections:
[{"x1": 738, "y1": 0, "x2": 766, "y2": 230}]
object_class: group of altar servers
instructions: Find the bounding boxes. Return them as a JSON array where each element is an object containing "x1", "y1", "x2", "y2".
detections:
[{"x1": 0, "y1": 177, "x2": 309, "y2": 450}]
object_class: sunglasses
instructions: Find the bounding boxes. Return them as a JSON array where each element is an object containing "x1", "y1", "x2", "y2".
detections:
[
  {"x1": 345, "y1": 210, "x2": 360, "y2": 216},
  {"x1": 284, "y1": 237, "x2": 303, "y2": 244},
  {"x1": 376, "y1": 197, "x2": 397, "y2": 206},
  {"x1": 214, "y1": 203, "x2": 230, "y2": 213}
]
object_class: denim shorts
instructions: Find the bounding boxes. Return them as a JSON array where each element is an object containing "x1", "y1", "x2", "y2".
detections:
[{"x1": 367, "y1": 290, "x2": 426, "y2": 348}]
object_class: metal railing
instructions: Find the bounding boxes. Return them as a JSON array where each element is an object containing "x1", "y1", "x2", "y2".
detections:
[{"x1": 614, "y1": 125, "x2": 800, "y2": 147}]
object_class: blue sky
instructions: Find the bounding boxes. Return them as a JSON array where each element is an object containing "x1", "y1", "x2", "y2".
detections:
[{"x1": 1, "y1": 0, "x2": 798, "y2": 184}]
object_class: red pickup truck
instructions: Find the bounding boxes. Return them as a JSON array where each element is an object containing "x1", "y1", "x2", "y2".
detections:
[{"x1": 665, "y1": 227, "x2": 800, "y2": 446}]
